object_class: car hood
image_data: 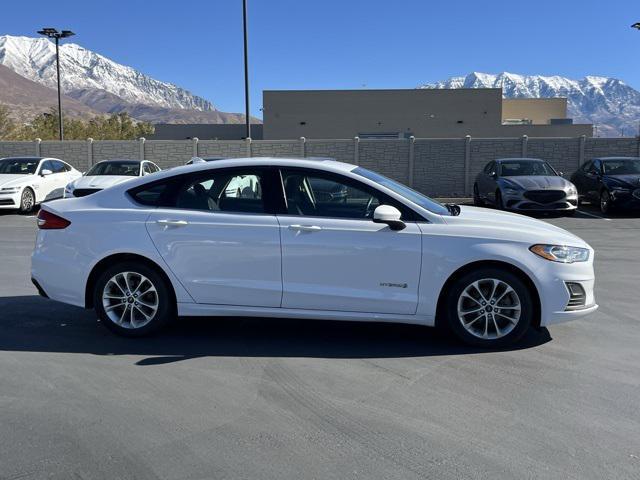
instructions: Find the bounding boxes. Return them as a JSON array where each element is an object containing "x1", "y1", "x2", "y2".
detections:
[
  {"x1": 442, "y1": 206, "x2": 589, "y2": 248},
  {"x1": 0, "y1": 174, "x2": 32, "y2": 188},
  {"x1": 500, "y1": 175, "x2": 572, "y2": 190},
  {"x1": 603, "y1": 174, "x2": 640, "y2": 188},
  {"x1": 72, "y1": 175, "x2": 137, "y2": 189}
]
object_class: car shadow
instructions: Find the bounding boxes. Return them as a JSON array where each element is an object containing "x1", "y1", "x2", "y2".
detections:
[{"x1": 0, "y1": 295, "x2": 552, "y2": 365}]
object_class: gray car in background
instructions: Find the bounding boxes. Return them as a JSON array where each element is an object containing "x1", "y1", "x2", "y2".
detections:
[{"x1": 474, "y1": 158, "x2": 578, "y2": 213}]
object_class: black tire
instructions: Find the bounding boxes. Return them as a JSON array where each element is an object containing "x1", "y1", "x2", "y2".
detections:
[
  {"x1": 94, "y1": 261, "x2": 175, "y2": 337},
  {"x1": 600, "y1": 190, "x2": 613, "y2": 215},
  {"x1": 19, "y1": 187, "x2": 35, "y2": 214},
  {"x1": 473, "y1": 184, "x2": 484, "y2": 206},
  {"x1": 495, "y1": 190, "x2": 504, "y2": 210},
  {"x1": 443, "y1": 267, "x2": 534, "y2": 348}
]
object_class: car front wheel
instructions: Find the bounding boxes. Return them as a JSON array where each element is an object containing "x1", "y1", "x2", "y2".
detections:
[
  {"x1": 473, "y1": 184, "x2": 484, "y2": 206},
  {"x1": 94, "y1": 262, "x2": 175, "y2": 337},
  {"x1": 19, "y1": 187, "x2": 35, "y2": 214},
  {"x1": 600, "y1": 190, "x2": 612, "y2": 215},
  {"x1": 444, "y1": 268, "x2": 533, "y2": 347}
]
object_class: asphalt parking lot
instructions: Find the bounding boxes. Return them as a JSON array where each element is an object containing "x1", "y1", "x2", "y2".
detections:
[{"x1": 1, "y1": 205, "x2": 639, "y2": 480}]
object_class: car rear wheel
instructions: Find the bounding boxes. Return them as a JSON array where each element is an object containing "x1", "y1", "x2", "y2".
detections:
[
  {"x1": 19, "y1": 187, "x2": 35, "y2": 214},
  {"x1": 444, "y1": 268, "x2": 533, "y2": 347},
  {"x1": 473, "y1": 184, "x2": 484, "y2": 206},
  {"x1": 94, "y1": 262, "x2": 175, "y2": 337}
]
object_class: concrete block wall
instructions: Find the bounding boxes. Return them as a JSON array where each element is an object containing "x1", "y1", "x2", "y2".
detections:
[
  {"x1": 414, "y1": 139, "x2": 466, "y2": 196},
  {"x1": 93, "y1": 141, "x2": 140, "y2": 164},
  {"x1": 357, "y1": 139, "x2": 410, "y2": 184},
  {"x1": 40, "y1": 141, "x2": 89, "y2": 172},
  {"x1": 305, "y1": 139, "x2": 355, "y2": 164},
  {"x1": 0, "y1": 141, "x2": 36, "y2": 157},
  {"x1": 144, "y1": 140, "x2": 193, "y2": 170},
  {"x1": 198, "y1": 140, "x2": 247, "y2": 158},
  {"x1": 1, "y1": 136, "x2": 639, "y2": 196},
  {"x1": 527, "y1": 138, "x2": 581, "y2": 175}
]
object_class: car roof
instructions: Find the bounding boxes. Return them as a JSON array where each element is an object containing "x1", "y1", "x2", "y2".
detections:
[
  {"x1": 93, "y1": 159, "x2": 143, "y2": 164},
  {"x1": 496, "y1": 158, "x2": 545, "y2": 163},
  {"x1": 177, "y1": 157, "x2": 355, "y2": 174},
  {"x1": 0, "y1": 156, "x2": 45, "y2": 160}
]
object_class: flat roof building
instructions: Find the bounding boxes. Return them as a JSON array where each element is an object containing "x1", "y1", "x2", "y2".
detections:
[{"x1": 263, "y1": 88, "x2": 592, "y2": 139}]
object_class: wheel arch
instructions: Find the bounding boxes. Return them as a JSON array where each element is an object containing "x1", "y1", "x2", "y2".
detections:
[
  {"x1": 435, "y1": 260, "x2": 541, "y2": 329},
  {"x1": 85, "y1": 252, "x2": 177, "y2": 309}
]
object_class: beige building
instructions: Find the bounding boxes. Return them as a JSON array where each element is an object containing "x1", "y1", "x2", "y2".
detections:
[{"x1": 263, "y1": 88, "x2": 592, "y2": 139}]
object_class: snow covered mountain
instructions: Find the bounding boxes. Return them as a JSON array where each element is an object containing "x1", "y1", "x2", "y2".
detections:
[
  {"x1": 0, "y1": 35, "x2": 215, "y2": 112},
  {"x1": 420, "y1": 72, "x2": 640, "y2": 137}
]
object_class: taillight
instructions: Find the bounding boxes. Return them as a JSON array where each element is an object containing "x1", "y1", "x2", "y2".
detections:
[{"x1": 37, "y1": 209, "x2": 71, "y2": 230}]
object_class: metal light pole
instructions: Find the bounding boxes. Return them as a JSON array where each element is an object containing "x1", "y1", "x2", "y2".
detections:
[
  {"x1": 242, "y1": 0, "x2": 251, "y2": 139},
  {"x1": 37, "y1": 28, "x2": 75, "y2": 141}
]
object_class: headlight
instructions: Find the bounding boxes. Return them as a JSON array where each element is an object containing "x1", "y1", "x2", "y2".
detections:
[
  {"x1": 64, "y1": 184, "x2": 75, "y2": 196},
  {"x1": 530, "y1": 244, "x2": 590, "y2": 263},
  {"x1": 0, "y1": 187, "x2": 20, "y2": 193},
  {"x1": 567, "y1": 186, "x2": 577, "y2": 196},
  {"x1": 503, "y1": 188, "x2": 520, "y2": 195}
]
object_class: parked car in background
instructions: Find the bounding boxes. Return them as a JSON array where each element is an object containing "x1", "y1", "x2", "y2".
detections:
[
  {"x1": 0, "y1": 157, "x2": 81, "y2": 213},
  {"x1": 64, "y1": 159, "x2": 161, "y2": 198},
  {"x1": 474, "y1": 158, "x2": 578, "y2": 214},
  {"x1": 32, "y1": 158, "x2": 597, "y2": 348},
  {"x1": 570, "y1": 157, "x2": 640, "y2": 214}
]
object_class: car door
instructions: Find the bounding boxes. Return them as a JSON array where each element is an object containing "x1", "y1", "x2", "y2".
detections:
[
  {"x1": 277, "y1": 168, "x2": 423, "y2": 315},
  {"x1": 584, "y1": 159, "x2": 602, "y2": 201},
  {"x1": 36, "y1": 160, "x2": 60, "y2": 202},
  {"x1": 571, "y1": 161, "x2": 591, "y2": 199},
  {"x1": 481, "y1": 161, "x2": 498, "y2": 204},
  {"x1": 144, "y1": 167, "x2": 283, "y2": 307}
]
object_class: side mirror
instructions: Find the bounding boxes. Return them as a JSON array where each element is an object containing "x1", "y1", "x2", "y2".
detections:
[
  {"x1": 490, "y1": 171, "x2": 498, "y2": 179},
  {"x1": 40, "y1": 169, "x2": 52, "y2": 177},
  {"x1": 558, "y1": 171, "x2": 564, "y2": 177},
  {"x1": 373, "y1": 205, "x2": 405, "y2": 231}
]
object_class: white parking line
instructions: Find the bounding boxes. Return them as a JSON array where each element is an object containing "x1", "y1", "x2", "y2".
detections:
[{"x1": 577, "y1": 209, "x2": 611, "y2": 221}]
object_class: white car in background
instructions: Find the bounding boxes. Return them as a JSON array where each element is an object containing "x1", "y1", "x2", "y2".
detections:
[
  {"x1": 64, "y1": 159, "x2": 161, "y2": 198},
  {"x1": 0, "y1": 156, "x2": 81, "y2": 213},
  {"x1": 32, "y1": 158, "x2": 598, "y2": 347}
]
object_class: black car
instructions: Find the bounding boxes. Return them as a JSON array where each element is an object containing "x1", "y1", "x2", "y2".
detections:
[{"x1": 570, "y1": 157, "x2": 640, "y2": 214}]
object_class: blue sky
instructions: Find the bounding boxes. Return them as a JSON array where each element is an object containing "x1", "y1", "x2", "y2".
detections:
[{"x1": 1, "y1": 0, "x2": 639, "y2": 117}]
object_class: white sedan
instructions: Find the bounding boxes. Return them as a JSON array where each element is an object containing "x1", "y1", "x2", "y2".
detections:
[
  {"x1": 0, "y1": 156, "x2": 81, "y2": 213},
  {"x1": 31, "y1": 158, "x2": 598, "y2": 347},
  {"x1": 64, "y1": 159, "x2": 161, "y2": 198}
]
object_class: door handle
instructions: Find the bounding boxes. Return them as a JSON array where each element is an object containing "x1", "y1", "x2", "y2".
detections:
[
  {"x1": 156, "y1": 219, "x2": 189, "y2": 227},
  {"x1": 289, "y1": 224, "x2": 322, "y2": 232}
]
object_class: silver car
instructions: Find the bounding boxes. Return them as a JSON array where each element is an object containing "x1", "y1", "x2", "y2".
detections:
[{"x1": 474, "y1": 158, "x2": 578, "y2": 213}]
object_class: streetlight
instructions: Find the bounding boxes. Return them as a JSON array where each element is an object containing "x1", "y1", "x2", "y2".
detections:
[
  {"x1": 37, "y1": 28, "x2": 75, "y2": 141},
  {"x1": 242, "y1": 0, "x2": 251, "y2": 139}
]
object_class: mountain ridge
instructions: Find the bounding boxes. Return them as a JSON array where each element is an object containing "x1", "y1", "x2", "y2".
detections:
[{"x1": 420, "y1": 72, "x2": 640, "y2": 137}]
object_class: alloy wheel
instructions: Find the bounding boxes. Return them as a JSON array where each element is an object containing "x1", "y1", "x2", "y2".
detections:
[
  {"x1": 102, "y1": 271, "x2": 159, "y2": 329},
  {"x1": 600, "y1": 191, "x2": 610, "y2": 214},
  {"x1": 21, "y1": 189, "x2": 34, "y2": 212},
  {"x1": 456, "y1": 278, "x2": 521, "y2": 340}
]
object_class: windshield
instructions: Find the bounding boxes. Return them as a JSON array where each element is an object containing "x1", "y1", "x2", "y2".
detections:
[
  {"x1": 602, "y1": 159, "x2": 640, "y2": 175},
  {"x1": 0, "y1": 158, "x2": 39, "y2": 175},
  {"x1": 86, "y1": 161, "x2": 140, "y2": 177},
  {"x1": 353, "y1": 167, "x2": 450, "y2": 215},
  {"x1": 500, "y1": 160, "x2": 557, "y2": 177}
]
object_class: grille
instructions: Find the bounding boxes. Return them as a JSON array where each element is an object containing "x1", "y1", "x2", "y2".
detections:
[
  {"x1": 565, "y1": 282, "x2": 587, "y2": 310},
  {"x1": 523, "y1": 190, "x2": 566, "y2": 204},
  {"x1": 73, "y1": 188, "x2": 102, "y2": 198}
]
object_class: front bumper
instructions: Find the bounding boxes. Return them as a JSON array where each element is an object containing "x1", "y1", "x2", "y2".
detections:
[
  {"x1": 503, "y1": 189, "x2": 578, "y2": 211},
  {"x1": 609, "y1": 189, "x2": 640, "y2": 209},
  {"x1": 0, "y1": 191, "x2": 20, "y2": 209}
]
